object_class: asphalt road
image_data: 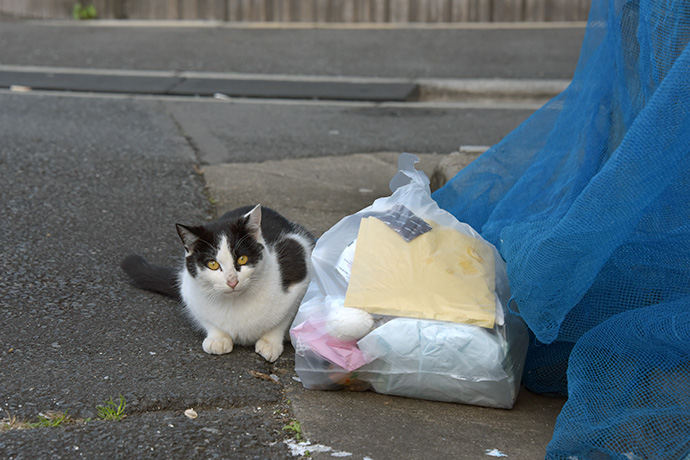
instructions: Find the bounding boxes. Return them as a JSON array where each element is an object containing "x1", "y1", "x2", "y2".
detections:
[
  {"x1": 164, "y1": 98, "x2": 537, "y2": 164},
  {"x1": 0, "y1": 21, "x2": 584, "y2": 79},
  {"x1": 0, "y1": 93, "x2": 292, "y2": 458}
]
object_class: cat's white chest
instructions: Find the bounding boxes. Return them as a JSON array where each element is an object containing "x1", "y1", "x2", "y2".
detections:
[{"x1": 179, "y1": 250, "x2": 302, "y2": 345}]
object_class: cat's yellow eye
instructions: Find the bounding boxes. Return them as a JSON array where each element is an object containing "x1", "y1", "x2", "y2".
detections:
[
  {"x1": 206, "y1": 260, "x2": 220, "y2": 270},
  {"x1": 237, "y1": 255, "x2": 248, "y2": 266}
]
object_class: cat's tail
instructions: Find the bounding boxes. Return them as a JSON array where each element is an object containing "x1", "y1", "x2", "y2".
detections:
[{"x1": 120, "y1": 254, "x2": 181, "y2": 301}]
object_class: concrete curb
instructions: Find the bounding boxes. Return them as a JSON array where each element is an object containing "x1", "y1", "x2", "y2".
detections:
[
  {"x1": 418, "y1": 77, "x2": 569, "y2": 101},
  {"x1": 0, "y1": 64, "x2": 569, "y2": 102},
  {"x1": 429, "y1": 146, "x2": 490, "y2": 191},
  {"x1": 204, "y1": 153, "x2": 445, "y2": 236}
]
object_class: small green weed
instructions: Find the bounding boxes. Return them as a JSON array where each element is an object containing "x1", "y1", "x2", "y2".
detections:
[
  {"x1": 282, "y1": 419, "x2": 304, "y2": 442},
  {"x1": 28, "y1": 411, "x2": 71, "y2": 428},
  {"x1": 96, "y1": 395, "x2": 126, "y2": 421},
  {"x1": 72, "y1": 2, "x2": 97, "y2": 20},
  {"x1": 1, "y1": 410, "x2": 74, "y2": 431}
]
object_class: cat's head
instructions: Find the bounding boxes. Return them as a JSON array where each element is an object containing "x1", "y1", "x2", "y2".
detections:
[{"x1": 176, "y1": 205, "x2": 265, "y2": 296}]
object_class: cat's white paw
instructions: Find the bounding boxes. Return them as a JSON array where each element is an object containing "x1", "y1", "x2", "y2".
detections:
[
  {"x1": 202, "y1": 336, "x2": 234, "y2": 355},
  {"x1": 255, "y1": 338, "x2": 283, "y2": 362}
]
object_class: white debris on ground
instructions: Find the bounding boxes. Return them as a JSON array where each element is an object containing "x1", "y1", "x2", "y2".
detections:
[
  {"x1": 485, "y1": 448, "x2": 508, "y2": 457},
  {"x1": 284, "y1": 439, "x2": 353, "y2": 457},
  {"x1": 9, "y1": 85, "x2": 32, "y2": 92}
]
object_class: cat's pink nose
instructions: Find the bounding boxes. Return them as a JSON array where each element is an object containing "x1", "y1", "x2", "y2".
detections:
[{"x1": 227, "y1": 279, "x2": 238, "y2": 289}]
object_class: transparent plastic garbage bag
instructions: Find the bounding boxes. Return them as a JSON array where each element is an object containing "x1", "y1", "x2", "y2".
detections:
[{"x1": 290, "y1": 153, "x2": 529, "y2": 408}]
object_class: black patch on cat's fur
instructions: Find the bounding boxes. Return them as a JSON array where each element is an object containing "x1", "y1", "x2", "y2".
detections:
[
  {"x1": 179, "y1": 205, "x2": 314, "y2": 279},
  {"x1": 226, "y1": 214, "x2": 265, "y2": 270},
  {"x1": 217, "y1": 205, "x2": 313, "y2": 244},
  {"x1": 120, "y1": 254, "x2": 181, "y2": 301},
  {"x1": 221, "y1": 206, "x2": 314, "y2": 291},
  {"x1": 275, "y1": 237, "x2": 309, "y2": 291},
  {"x1": 120, "y1": 205, "x2": 314, "y2": 298}
]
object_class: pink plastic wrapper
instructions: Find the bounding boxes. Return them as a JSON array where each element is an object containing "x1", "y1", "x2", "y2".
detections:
[{"x1": 290, "y1": 317, "x2": 368, "y2": 371}]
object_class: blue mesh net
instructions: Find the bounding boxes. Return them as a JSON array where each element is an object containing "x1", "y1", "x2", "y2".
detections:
[{"x1": 432, "y1": 0, "x2": 690, "y2": 458}]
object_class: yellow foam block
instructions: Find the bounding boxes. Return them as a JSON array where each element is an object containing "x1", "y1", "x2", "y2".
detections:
[{"x1": 344, "y1": 217, "x2": 496, "y2": 328}]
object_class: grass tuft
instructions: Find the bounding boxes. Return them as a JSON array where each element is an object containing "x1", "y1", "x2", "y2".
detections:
[
  {"x1": 96, "y1": 395, "x2": 127, "y2": 421},
  {"x1": 1, "y1": 410, "x2": 75, "y2": 431},
  {"x1": 282, "y1": 419, "x2": 304, "y2": 442}
]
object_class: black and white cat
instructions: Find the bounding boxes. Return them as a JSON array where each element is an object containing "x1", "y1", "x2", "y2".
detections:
[{"x1": 121, "y1": 205, "x2": 314, "y2": 362}]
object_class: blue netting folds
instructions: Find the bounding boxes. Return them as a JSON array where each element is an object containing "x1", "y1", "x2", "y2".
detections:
[
  {"x1": 432, "y1": 0, "x2": 690, "y2": 458},
  {"x1": 548, "y1": 298, "x2": 690, "y2": 459}
]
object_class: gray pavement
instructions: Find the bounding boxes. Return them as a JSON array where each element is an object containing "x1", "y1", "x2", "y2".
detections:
[
  {"x1": 0, "y1": 21, "x2": 584, "y2": 79},
  {"x1": 166, "y1": 99, "x2": 539, "y2": 164},
  {"x1": 0, "y1": 93, "x2": 289, "y2": 458},
  {"x1": 0, "y1": 20, "x2": 577, "y2": 459}
]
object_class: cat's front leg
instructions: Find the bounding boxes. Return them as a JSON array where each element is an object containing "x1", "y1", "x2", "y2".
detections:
[
  {"x1": 202, "y1": 328, "x2": 234, "y2": 355},
  {"x1": 255, "y1": 323, "x2": 287, "y2": 362}
]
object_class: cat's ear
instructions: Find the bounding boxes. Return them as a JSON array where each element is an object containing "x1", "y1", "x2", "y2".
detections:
[
  {"x1": 244, "y1": 204, "x2": 262, "y2": 238},
  {"x1": 176, "y1": 224, "x2": 201, "y2": 253}
]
